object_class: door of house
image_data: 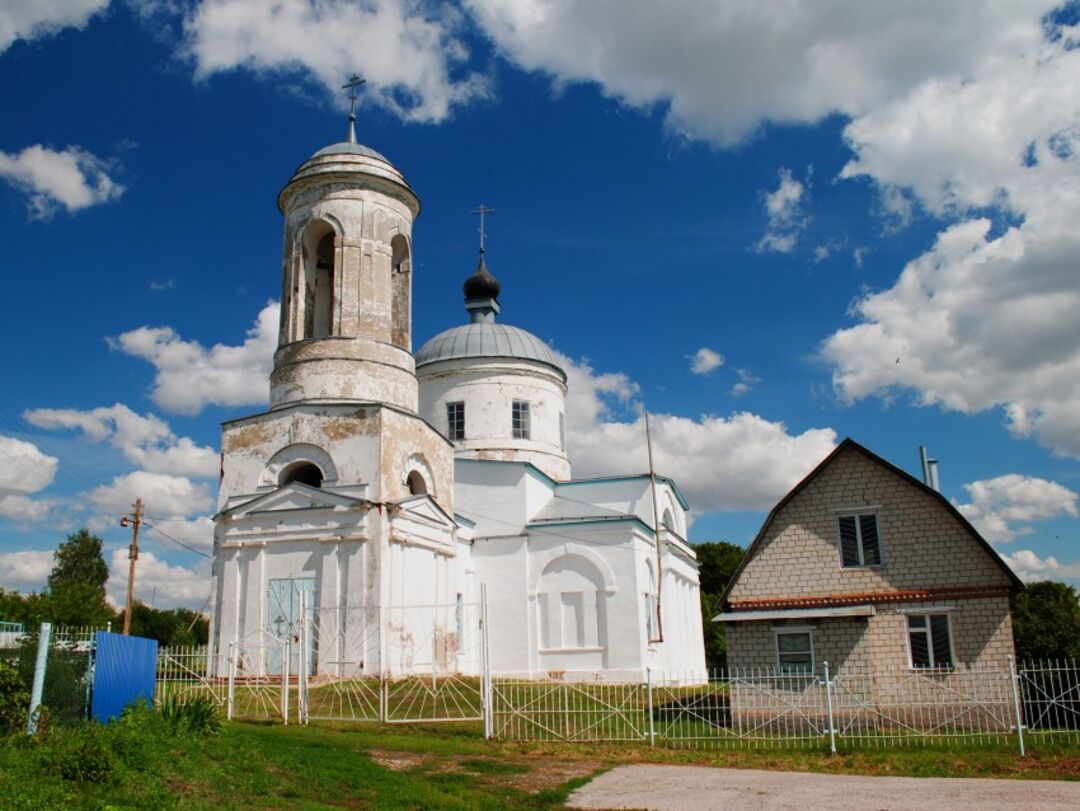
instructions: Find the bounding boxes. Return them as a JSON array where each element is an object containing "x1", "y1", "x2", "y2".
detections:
[{"x1": 267, "y1": 576, "x2": 316, "y2": 676}]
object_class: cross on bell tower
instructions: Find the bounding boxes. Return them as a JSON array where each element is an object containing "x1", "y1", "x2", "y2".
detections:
[{"x1": 343, "y1": 73, "x2": 366, "y2": 145}]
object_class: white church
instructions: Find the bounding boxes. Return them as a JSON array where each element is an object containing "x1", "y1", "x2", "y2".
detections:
[{"x1": 208, "y1": 121, "x2": 707, "y2": 679}]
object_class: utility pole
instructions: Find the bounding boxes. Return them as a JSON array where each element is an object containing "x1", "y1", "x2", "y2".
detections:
[{"x1": 121, "y1": 497, "x2": 143, "y2": 635}]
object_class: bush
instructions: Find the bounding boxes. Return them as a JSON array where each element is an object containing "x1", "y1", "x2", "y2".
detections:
[
  {"x1": 50, "y1": 726, "x2": 116, "y2": 783},
  {"x1": 158, "y1": 695, "x2": 221, "y2": 736},
  {"x1": 0, "y1": 657, "x2": 29, "y2": 734}
]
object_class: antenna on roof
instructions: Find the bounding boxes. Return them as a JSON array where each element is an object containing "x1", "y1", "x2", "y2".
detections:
[{"x1": 919, "y1": 446, "x2": 941, "y2": 492}]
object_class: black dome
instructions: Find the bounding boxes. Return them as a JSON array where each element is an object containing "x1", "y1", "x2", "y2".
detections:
[{"x1": 463, "y1": 255, "x2": 501, "y2": 300}]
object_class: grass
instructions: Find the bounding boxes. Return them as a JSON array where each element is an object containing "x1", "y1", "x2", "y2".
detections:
[{"x1": 2, "y1": 709, "x2": 1079, "y2": 810}]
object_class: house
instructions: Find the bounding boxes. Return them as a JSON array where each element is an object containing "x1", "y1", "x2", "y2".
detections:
[
  {"x1": 714, "y1": 439, "x2": 1023, "y2": 675},
  {"x1": 209, "y1": 123, "x2": 706, "y2": 678}
]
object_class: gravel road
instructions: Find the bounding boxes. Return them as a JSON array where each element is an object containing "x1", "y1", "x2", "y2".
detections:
[{"x1": 567, "y1": 764, "x2": 1080, "y2": 810}]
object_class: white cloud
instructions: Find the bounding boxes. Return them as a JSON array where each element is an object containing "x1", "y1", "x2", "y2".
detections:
[
  {"x1": 108, "y1": 301, "x2": 277, "y2": 415},
  {"x1": 85, "y1": 471, "x2": 214, "y2": 523},
  {"x1": 0, "y1": 0, "x2": 108, "y2": 53},
  {"x1": 0, "y1": 549, "x2": 54, "y2": 593},
  {"x1": 731, "y1": 368, "x2": 760, "y2": 397},
  {"x1": 467, "y1": 1, "x2": 1052, "y2": 146},
  {"x1": 755, "y1": 167, "x2": 810, "y2": 253},
  {"x1": 107, "y1": 548, "x2": 209, "y2": 610},
  {"x1": 182, "y1": 0, "x2": 489, "y2": 124},
  {"x1": 0, "y1": 144, "x2": 124, "y2": 219},
  {"x1": 954, "y1": 474, "x2": 1079, "y2": 544},
  {"x1": 689, "y1": 347, "x2": 724, "y2": 376},
  {"x1": 149, "y1": 515, "x2": 214, "y2": 553},
  {"x1": 25, "y1": 403, "x2": 218, "y2": 478},
  {"x1": 560, "y1": 353, "x2": 836, "y2": 512},
  {"x1": 823, "y1": 21, "x2": 1080, "y2": 459},
  {"x1": 1002, "y1": 549, "x2": 1080, "y2": 584},
  {"x1": 0, "y1": 436, "x2": 58, "y2": 495}
]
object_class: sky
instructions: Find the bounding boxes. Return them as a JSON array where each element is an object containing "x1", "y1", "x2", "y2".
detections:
[{"x1": 2, "y1": 0, "x2": 1080, "y2": 611}]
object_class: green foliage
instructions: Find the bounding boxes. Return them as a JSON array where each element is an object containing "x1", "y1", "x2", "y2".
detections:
[
  {"x1": 0, "y1": 657, "x2": 29, "y2": 734},
  {"x1": 50, "y1": 725, "x2": 117, "y2": 783},
  {"x1": 128, "y1": 601, "x2": 209, "y2": 647},
  {"x1": 46, "y1": 529, "x2": 113, "y2": 628},
  {"x1": 158, "y1": 695, "x2": 221, "y2": 736},
  {"x1": 694, "y1": 541, "x2": 747, "y2": 670},
  {"x1": 1012, "y1": 580, "x2": 1080, "y2": 661}
]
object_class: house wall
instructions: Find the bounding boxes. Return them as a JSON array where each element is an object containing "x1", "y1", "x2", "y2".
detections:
[
  {"x1": 727, "y1": 445, "x2": 1014, "y2": 602},
  {"x1": 724, "y1": 595, "x2": 1015, "y2": 675}
]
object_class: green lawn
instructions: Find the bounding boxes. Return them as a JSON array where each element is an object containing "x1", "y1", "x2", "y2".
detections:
[{"x1": 2, "y1": 710, "x2": 1080, "y2": 810}]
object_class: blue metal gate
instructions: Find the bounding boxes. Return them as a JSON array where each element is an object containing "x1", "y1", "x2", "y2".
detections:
[{"x1": 91, "y1": 632, "x2": 158, "y2": 722}]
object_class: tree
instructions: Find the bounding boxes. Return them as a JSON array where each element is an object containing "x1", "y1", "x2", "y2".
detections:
[
  {"x1": 128, "y1": 602, "x2": 209, "y2": 647},
  {"x1": 694, "y1": 541, "x2": 747, "y2": 670},
  {"x1": 1011, "y1": 581, "x2": 1080, "y2": 662},
  {"x1": 45, "y1": 528, "x2": 113, "y2": 628}
]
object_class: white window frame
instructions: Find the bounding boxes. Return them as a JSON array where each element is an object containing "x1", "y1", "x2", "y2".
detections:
[
  {"x1": 446, "y1": 401, "x2": 465, "y2": 441},
  {"x1": 904, "y1": 609, "x2": 955, "y2": 670},
  {"x1": 772, "y1": 625, "x2": 816, "y2": 675},
  {"x1": 512, "y1": 400, "x2": 531, "y2": 440},
  {"x1": 836, "y1": 510, "x2": 885, "y2": 569}
]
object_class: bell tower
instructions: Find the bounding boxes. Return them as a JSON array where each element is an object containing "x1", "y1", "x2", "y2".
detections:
[{"x1": 272, "y1": 140, "x2": 420, "y2": 412}]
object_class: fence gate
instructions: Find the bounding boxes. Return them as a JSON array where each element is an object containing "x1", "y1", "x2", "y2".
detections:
[{"x1": 227, "y1": 632, "x2": 291, "y2": 723}]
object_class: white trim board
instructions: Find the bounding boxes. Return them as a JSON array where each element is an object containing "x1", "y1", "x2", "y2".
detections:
[{"x1": 713, "y1": 605, "x2": 876, "y2": 623}]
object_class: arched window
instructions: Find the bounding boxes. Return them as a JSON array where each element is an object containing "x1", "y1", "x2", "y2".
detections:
[
  {"x1": 661, "y1": 508, "x2": 675, "y2": 532},
  {"x1": 279, "y1": 461, "x2": 324, "y2": 488},
  {"x1": 406, "y1": 470, "x2": 427, "y2": 496},
  {"x1": 390, "y1": 234, "x2": 411, "y2": 350},
  {"x1": 301, "y1": 220, "x2": 336, "y2": 339}
]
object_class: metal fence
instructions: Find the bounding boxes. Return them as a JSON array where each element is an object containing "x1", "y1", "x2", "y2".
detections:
[{"x1": 490, "y1": 659, "x2": 1080, "y2": 753}]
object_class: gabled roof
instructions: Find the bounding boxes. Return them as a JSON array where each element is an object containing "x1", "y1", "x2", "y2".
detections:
[
  {"x1": 718, "y1": 438, "x2": 1024, "y2": 608},
  {"x1": 218, "y1": 482, "x2": 373, "y2": 519}
]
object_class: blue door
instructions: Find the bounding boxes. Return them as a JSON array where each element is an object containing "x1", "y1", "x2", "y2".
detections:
[{"x1": 267, "y1": 577, "x2": 316, "y2": 675}]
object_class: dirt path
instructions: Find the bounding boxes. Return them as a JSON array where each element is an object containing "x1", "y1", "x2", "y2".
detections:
[{"x1": 567, "y1": 764, "x2": 1080, "y2": 810}]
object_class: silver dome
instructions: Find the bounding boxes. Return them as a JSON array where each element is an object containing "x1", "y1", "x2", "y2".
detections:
[
  {"x1": 415, "y1": 322, "x2": 566, "y2": 380},
  {"x1": 310, "y1": 142, "x2": 391, "y2": 163}
]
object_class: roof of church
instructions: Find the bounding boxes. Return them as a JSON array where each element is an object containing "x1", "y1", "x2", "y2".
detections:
[
  {"x1": 310, "y1": 142, "x2": 391, "y2": 163},
  {"x1": 415, "y1": 322, "x2": 566, "y2": 378},
  {"x1": 529, "y1": 496, "x2": 630, "y2": 525}
]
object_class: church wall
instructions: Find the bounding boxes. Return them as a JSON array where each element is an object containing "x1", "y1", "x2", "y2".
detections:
[
  {"x1": 378, "y1": 408, "x2": 454, "y2": 516},
  {"x1": 453, "y1": 460, "x2": 533, "y2": 535},
  {"x1": 418, "y1": 358, "x2": 570, "y2": 481},
  {"x1": 471, "y1": 534, "x2": 532, "y2": 673}
]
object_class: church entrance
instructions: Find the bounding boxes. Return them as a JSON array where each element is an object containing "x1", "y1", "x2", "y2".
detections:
[{"x1": 267, "y1": 576, "x2": 316, "y2": 676}]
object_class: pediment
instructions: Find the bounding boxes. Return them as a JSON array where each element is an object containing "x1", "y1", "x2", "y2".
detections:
[
  {"x1": 392, "y1": 494, "x2": 457, "y2": 529},
  {"x1": 221, "y1": 482, "x2": 371, "y2": 518}
]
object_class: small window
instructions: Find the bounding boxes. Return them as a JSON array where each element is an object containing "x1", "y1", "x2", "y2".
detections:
[
  {"x1": 776, "y1": 630, "x2": 814, "y2": 674},
  {"x1": 512, "y1": 400, "x2": 531, "y2": 439},
  {"x1": 838, "y1": 513, "x2": 882, "y2": 567},
  {"x1": 447, "y1": 401, "x2": 465, "y2": 441},
  {"x1": 908, "y1": 613, "x2": 953, "y2": 669}
]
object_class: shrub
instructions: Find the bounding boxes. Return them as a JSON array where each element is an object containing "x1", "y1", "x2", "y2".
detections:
[
  {"x1": 50, "y1": 726, "x2": 116, "y2": 783},
  {"x1": 0, "y1": 658, "x2": 29, "y2": 734},
  {"x1": 158, "y1": 695, "x2": 221, "y2": 736}
]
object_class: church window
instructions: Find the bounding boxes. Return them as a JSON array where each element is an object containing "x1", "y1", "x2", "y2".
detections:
[
  {"x1": 406, "y1": 470, "x2": 428, "y2": 496},
  {"x1": 279, "y1": 461, "x2": 324, "y2": 488},
  {"x1": 512, "y1": 400, "x2": 531, "y2": 439},
  {"x1": 447, "y1": 401, "x2": 465, "y2": 441},
  {"x1": 301, "y1": 219, "x2": 337, "y2": 340}
]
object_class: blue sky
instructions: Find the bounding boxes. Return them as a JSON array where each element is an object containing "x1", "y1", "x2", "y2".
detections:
[{"x1": 2, "y1": 1, "x2": 1080, "y2": 609}]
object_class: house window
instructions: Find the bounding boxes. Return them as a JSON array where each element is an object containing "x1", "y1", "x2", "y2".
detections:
[
  {"x1": 838, "y1": 513, "x2": 882, "y2": 567},
  {"x1": 907, "y1": 613, "x2": 953, "y2": 669},
  {"x1": 775, "y1": 630, "x2": 814, "y2": 674},
  {"x1": 512, "y1": 400, "x2": 531, "y2": 439},
  {"x1": 447, "y1": 401, "x2": 465, "y2": 441}
]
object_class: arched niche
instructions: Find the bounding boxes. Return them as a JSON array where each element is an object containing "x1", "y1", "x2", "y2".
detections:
[
  {"x1": 300, "y1": 218, "x2": 339, "y2": 339},
  {"x1": 390, "y1": 233, "x2": 411, "y2": 351},
  {"x1": 403, "y1": 453, "x2": 434, "y2": 498},
  {"x1": 535, "y1": 553, "x2": 608, "y2": 651},
  {"x1": 260, "y1": 443, "x2": 340, "y2": 489}
]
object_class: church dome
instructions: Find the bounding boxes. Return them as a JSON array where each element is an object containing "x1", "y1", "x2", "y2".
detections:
[
  {"x1": 310, "y1": 141, "x2": 391, "y2": 162},
  {"x1": 463, "y1": 255, "x2": 501, "y2": 300},
  {"x1": 415, "y1": 322, "x2": 566, "y2": 380}
]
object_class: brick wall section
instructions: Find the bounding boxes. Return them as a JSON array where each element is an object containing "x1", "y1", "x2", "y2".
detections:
[
  {"x1": 725, "y1": 596, "x2": 1015, "y2": 675},
  {"x1": 728, "y1": 445, "x2": 1012, "y2": 602}
]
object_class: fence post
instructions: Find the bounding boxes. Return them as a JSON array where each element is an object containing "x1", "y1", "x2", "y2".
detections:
[
  {"x1": 823, "y1": 660, "x2": 837, "y2": 755},
  {"x1": 646, "y1": 667, "x2": 655, "y2": 748},
  {"x1": 83, "y1": 632, "x2": 96, "y2": 719},
  {"x1": 227, "y1": 642, "x2": 236, "y2": 721},
  {"x1": 481, "y1": 583, "x2": 493, "y2": 739},
  {"x1": 299, "y1": 590, "x2": 308, "y2": 725},
  {"x1": 1008, "y1": 656, "x2": 1026, "y2": 757},
  {"x1": 282, "y1": 639, "x2": 290, "y2": 726},
  {"x1": 26, "y1": 622, "x2": 52, "y2": 734}
]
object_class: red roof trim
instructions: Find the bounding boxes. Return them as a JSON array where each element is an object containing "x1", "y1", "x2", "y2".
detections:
[{"x1": 727, "y1": 585, "x2": 1013, "y2": 611}]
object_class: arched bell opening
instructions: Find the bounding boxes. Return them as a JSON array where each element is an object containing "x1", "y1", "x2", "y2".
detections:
[{"x1": 301, "y1": 219, "x2": 338, "y2": 339}]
